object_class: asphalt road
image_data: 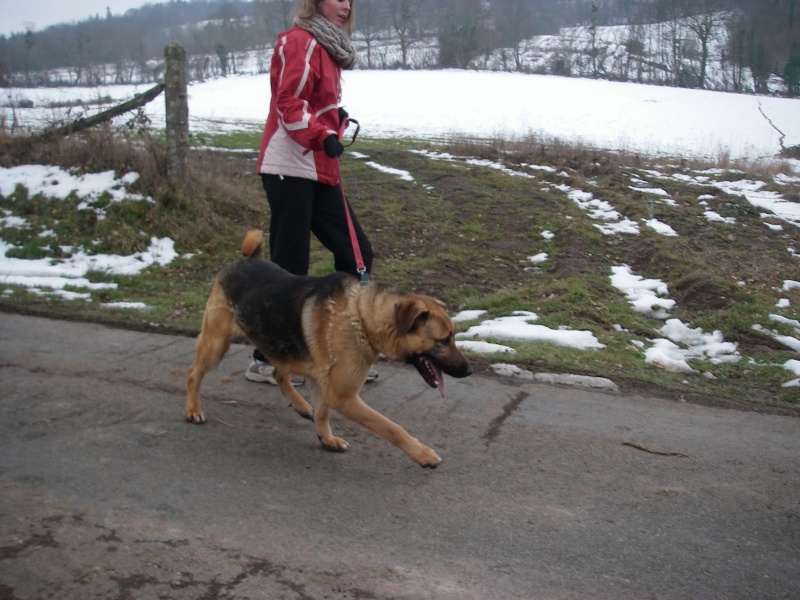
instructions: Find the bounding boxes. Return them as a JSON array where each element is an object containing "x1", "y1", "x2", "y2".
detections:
[{"x1": 1, "y1": 313, "x2": 798, "y2": 599}]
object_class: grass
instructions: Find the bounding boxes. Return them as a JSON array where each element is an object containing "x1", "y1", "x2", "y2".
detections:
[{"x1": 1, "y1": 127, "x2": 799, "y2": 410}]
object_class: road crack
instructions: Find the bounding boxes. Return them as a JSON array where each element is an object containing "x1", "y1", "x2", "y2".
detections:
[{"x1": 482, "y1": 391, "x2": 529, "y2": 445}]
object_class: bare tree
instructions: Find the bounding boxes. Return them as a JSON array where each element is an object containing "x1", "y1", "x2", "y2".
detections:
[
  {"x1": 494, "y1": 0, "x2": 537, "y2": 71},
  {"x1": 654, "y1": 0, "x2": 689, "y2": 86},
  {"x1": 623, "y1": 22, "x2": 647, "y2": 82},
  {"x1": 785, "y1": 42, "x2": 800, "y2": 96},
  {"x1": 586, "y1": 3, "x2": 601, "y2": 77},
  {"x1": 354, "y1": 0, "x2": 387, "y2": 69},
  {"x1": 23, "y1": 30, "x2": 35, "y2": 85},
  {"x1": 684, "y1": 1, "x2": 724, "y2": 88},
  {"x1": 726, "y1": 17, "x2": 747, "y2": 92},
  {"x1": 387, "y1": 0, "x2": 426, "y2": 68},
  {"x1": 437, "y1": 0, "x2": 490, "y2": 69},
  {"x1": 254, "y1": 0, "x2": 294, "y2": 40}
]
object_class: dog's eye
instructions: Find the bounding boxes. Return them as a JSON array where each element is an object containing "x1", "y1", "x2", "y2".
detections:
[{"x1": 438, "y1": 333, "x2": 453, "y2": 346}]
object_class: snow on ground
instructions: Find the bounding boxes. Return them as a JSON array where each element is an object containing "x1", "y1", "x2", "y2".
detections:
[
  {"x1": 0, "y1": 165, "x2": 175, "y2": 301},
  {"x1": 456, "y1": 311, "x2": 606, "y2": 351},
  {"x1": 608, "y1": 265, "x2": 741, "y2": 374},
  {"x1": 2, "y1": 71, "x2": 800, "y2": 386},
  {"x1": 3, "y1": 70, "x2": 800, "y2": 162}
]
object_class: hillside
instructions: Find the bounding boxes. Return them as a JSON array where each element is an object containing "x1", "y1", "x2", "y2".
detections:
[
  {"x1": 1, "y1": 0, "x2": 797, "y2": 97},
  {"x1": 1, "y1": 128, "x2": 799, "y2": 407}
]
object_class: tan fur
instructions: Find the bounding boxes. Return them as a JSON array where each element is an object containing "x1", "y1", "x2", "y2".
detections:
[
  {"x1": 185, "y1": 232, "x2": 472, "y2": 468},
  {"x1": 241, "y1": 229, "x2": 264, "y2": 259}
]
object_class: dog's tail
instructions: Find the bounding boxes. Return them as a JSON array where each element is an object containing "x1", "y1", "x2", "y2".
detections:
[{"x1": 242, "y1": 230, "x2": 265, "y2": 260}]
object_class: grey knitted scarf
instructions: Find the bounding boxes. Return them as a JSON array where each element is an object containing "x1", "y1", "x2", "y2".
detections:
[{"x1": 295, "y1": 15, "x2": 357, "y2": 70}]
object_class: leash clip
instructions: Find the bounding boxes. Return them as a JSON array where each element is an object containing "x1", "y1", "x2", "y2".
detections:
[{"x1": 359, "y1": 269, "x2": 370, "y2": 287}]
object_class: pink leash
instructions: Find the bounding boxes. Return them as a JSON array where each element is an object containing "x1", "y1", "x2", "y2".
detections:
[
  {"x1": 336, "y1": 116, "x2": 369, "y2": 287},
  {"x1": 336, "y1": 161, "x2": 368, "y2": 287}
]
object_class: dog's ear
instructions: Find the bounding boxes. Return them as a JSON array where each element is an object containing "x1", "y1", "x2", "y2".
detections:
[{"x1": 395, "y1": 299, "x2": 429, "y2": 335}]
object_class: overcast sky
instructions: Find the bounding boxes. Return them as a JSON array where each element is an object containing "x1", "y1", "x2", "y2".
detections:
[{"x1": 1, "y1": 0, "x2": 151, "y2": 36}]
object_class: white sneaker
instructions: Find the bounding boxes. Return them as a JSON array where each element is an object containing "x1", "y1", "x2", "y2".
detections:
[{"x1": 245, "y1": 360, "x2": 305, "y2": 386}]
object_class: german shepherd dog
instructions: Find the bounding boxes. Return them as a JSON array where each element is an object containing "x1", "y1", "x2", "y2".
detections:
[{"x1": 185, "y1": 231, "x2": 472, "y2": 468}]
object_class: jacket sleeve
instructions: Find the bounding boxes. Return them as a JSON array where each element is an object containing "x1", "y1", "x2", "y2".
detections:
[{"x1": 273, "y1": 34, "x2": 337, "y2": 152}]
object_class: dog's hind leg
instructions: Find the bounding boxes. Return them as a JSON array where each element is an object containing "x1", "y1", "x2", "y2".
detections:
[
  {"x1": 274, "y1": 368, "x2": 314, "y2": 420},
  {"x1": 185, "y1": 288, "x2": 237, "y2": 424}
]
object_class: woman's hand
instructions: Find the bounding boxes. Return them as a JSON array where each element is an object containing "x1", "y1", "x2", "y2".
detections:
[{"x1": 323, "y1": 135, "x2": 345, "y2": 158}]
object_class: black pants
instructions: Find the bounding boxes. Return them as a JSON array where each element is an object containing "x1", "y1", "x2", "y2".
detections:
[
  {"x1": 253, "y1": 174, "x2": 374, "y2": 363},
  {"x1": 261, "y1": 173, "x2": 373, "y2": 277}
]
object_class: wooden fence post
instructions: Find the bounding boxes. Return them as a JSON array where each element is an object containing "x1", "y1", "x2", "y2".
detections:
[{"x1": 164, "y1": 41, "x2": 189, "y2": 188}]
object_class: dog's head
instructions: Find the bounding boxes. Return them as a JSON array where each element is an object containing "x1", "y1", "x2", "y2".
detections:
[{"x1": 393, "y1": 295, "x2": 473, "y2": 397}]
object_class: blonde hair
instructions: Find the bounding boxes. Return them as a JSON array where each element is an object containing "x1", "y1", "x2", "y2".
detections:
[{"x1": 296, "y1": 0, "x2": 356, "y2": 36}]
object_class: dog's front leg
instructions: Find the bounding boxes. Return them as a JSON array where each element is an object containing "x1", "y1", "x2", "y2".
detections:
[
  {"x1": 311, "y1": 383, "x2": 349, "y2": 452},
  {"x1": 335, "y1": 396, "x2": 442, "y2": 468}
]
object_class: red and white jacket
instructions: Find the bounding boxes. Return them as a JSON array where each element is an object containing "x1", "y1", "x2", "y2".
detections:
[{"x1": 257, "y1": 26, "x2": 345, "y2": 186}]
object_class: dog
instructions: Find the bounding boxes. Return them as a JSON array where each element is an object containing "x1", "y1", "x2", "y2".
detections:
[{"x1": 185, "y1": 230, "x2": 472, "y2": 468}]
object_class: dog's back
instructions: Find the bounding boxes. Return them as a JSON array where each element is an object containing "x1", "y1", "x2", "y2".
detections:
[{"x1": 218, "y1": 231, "x2": 357, "y2": 363}]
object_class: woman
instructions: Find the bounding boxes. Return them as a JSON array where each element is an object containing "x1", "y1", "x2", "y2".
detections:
[{"x1": 247, "y1": 0, "x2": 376, "y2": 385}]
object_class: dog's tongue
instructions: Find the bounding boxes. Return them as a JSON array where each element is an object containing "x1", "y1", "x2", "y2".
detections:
[
  {"x1": 430, "y1": 360, "x2": 445, "y2": 398},
  {"x1": 415, "y1": 356, "x2": 446, "y2": 398}
]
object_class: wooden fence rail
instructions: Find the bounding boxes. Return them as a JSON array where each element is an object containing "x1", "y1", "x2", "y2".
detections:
[{"x1": 16, "y1": 41, "x2": 191, "y2": 189}]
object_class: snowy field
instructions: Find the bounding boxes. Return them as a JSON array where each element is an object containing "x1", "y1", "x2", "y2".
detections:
[
  {"x1": 2, "y1": 71, "x2": 800, "y2": 387},
  {"x1": 3, "y1": 69, "x2": 800, "y2": 162}
]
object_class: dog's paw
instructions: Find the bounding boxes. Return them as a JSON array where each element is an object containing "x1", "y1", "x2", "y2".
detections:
[
  {"x1": 286, "y1": 397, "x2": 313, "y2": 420},
  {"x1": 292, "y1": 405, "x2": 314, "y2": 421},
  {"x1": 319, "y1": 435, "x2": 349, "y2": 452},
  {"x1": 185, "y1": 410, "x2": 207, "y2": 424},
  {"x1": 413, "y1": 445, "x2": 442, "y2": 469}
]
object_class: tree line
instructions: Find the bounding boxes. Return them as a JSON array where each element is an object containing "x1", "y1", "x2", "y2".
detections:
[{"x1": 0, "y1": 0, "x2": 797, "y2": 96}]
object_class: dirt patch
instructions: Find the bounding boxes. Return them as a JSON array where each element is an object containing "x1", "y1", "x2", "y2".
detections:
[
  {"x1": 734, "y1": 328, "x2": 798, "y2": 355},
  {"x1": 624, "y1": 238, "x2": 679, "y2": 277},
  {"x1": 671, "y1": 273, "x2": 737, "y2": 312},
  {"x1": 417, "y1": 260, "x2": 472, "y2": 299},
  {"x1": 552, "y1": 230, "x2": 596, "y2": 277},
  {"x1": 483, "y1": 236, "x2": 530, "y2": 256}
]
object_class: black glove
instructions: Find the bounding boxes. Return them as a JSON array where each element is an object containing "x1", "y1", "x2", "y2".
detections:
[{"x1": 323, "y1": 135, "x2": 344, "y2": 158}]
